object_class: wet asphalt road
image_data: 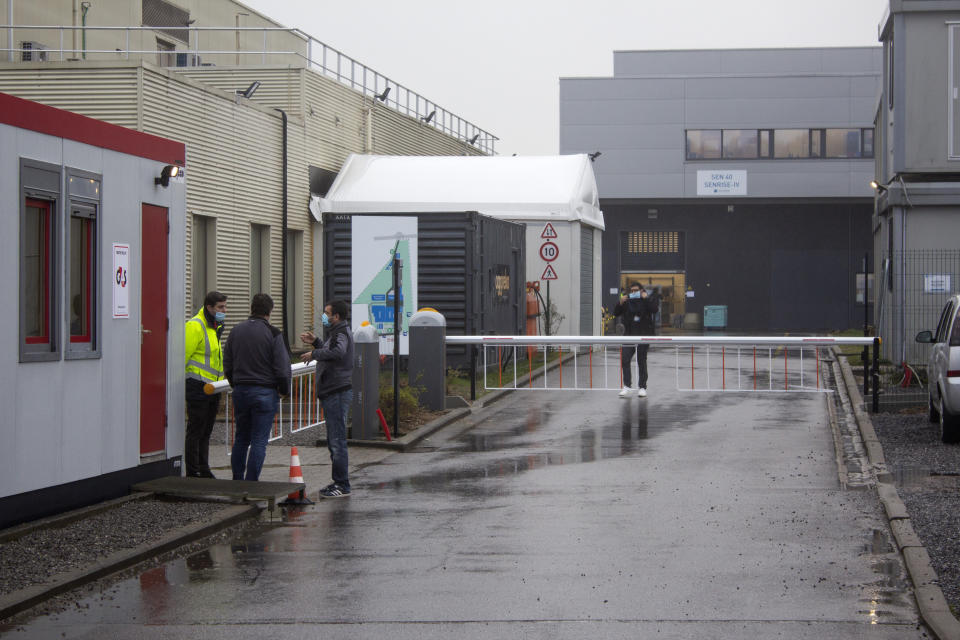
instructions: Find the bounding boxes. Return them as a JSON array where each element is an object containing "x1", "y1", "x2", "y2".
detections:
[{"x1": 6, "y1": 351, "x2": 928, "y2": 639}]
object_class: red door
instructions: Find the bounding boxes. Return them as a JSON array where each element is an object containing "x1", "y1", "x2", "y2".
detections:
[{"x1": 140, "y1": 204, "x2": 168, "y2": 456}]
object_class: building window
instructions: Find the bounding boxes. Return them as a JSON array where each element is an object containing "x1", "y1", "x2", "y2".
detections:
[
  {"x1": 686, "y1": 130, "x2": 721, "y2": 159},
  {"x1": 856, "y1": 273, "x2": 875, "y2": 305},
  {"x1": 251, "y1": 223, "x2": 270, "y2": 296},
  {"x1": 192, "y1": 214, "x2": 216, "y2": 313},
  {"x1": 23, "y1": 199, "x2": 55, "y2": 346},
  {"x1": 626, "y1": 231, "x2": 679, "y2": 254},
  {"x1": 722, "y1": 129, "x2": 758, "y2": 159},
  {"x1": 65, "y1": 172, "x2": 101, "y2": 358},
  {"x1": 20, "y1": 160, "x2": 61, "y2": 363},
  {"x1": 825, "y1": 128, "x2": 861, "y2": 158},
  {"x1": 773, "y1": 129, "x2": 809, "y2": 159},
  {"x1": 687, "y1": 128, "x2": 875, "y2": 160},
  {"x1": 156, "y1": 38, "x2": 176, "y2": 67}
]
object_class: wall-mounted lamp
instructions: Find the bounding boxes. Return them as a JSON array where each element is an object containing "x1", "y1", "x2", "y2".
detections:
[
  {"x1": 237, "y1": 81, "x2": 261, "y2": 98},
  {"x1": 421, "y1": 110, "x2": 436, "y2": 124},
  {"x1": 376, "y1": 86, "x2": 391, "y2": 102},
  {"x1": 468, "y1": 134, "x2": 480, "y2": 145},
  {"x1": 155, "y1": 164, "x2": 180, "y2": 187},
  {"x1": 588, "y1": 151, "x2": 602, "y2": 162},
  {"x1": 870, "y1": 180, "x2": 888, "y2": 193}
]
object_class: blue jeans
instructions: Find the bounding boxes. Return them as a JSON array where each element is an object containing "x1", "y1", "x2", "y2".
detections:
[
  {"x1": 321, "y1": 389, "x2": 353, "y2": 490},
  {"x1": 231, "y1": 385, "x2": 279, "y2": 481}
]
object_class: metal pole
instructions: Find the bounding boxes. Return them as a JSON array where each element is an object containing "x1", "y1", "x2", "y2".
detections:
[
  {"x1": 7, "y1": 0, "x2": 13, "y2": 63},
  {"x1": 863, "y1": 252, "x2": 870, "y2": 398},
  {"x1": 469, "y1": 344, "x2": 476, "y2": 401},
  {"x1": 545, "y1": 281, "x2": 551, "y2": 336},
  {"x1": 392, "y1": 253, "x2": 401, "y2": 437},
  {"x1": 872, "y1": 337, "x2": 880, "y2": 413}
]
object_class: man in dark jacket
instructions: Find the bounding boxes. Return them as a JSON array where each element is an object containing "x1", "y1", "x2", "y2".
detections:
[
  {"x1": 223, "y1": 293, "x2": 291, "y2": 481},
  {"x1": 300, "y1": 300, "x2": 355, "y2": 498},
  {"x1": 613, "y1": 282, "x2": 660, "y2": 398}
]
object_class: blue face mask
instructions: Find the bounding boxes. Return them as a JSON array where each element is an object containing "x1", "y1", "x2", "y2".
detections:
[
  {"x1": 628, "y1": 291, "x2": 642, "y2": 299},
  {"x1": 214, "y1": 311, "x2": 226, "y2": 323},
  {"x1": 321, "y1": 312, "x2": 331, "y2": 327}
]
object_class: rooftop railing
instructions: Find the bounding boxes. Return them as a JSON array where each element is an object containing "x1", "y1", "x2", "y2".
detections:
[{"x1": 1, "y1": 25, "x2": 498, "y2": 154}]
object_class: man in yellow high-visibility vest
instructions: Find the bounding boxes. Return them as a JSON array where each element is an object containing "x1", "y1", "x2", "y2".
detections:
[{"x1": 184, "y1": 291, "x2": 227, "y2": 478}]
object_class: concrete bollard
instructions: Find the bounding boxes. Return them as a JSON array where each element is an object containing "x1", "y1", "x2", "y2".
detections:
[
  {"x1": 408, "y1": 309, "x2": 446, "y2": 411},
  {"x1": 351, "y1": 324, "x2": 380, "y2": 439}
]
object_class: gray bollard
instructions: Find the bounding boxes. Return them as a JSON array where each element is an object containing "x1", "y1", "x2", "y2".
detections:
[
  {"x1": 408, "y1": 309, "x2": 446, "y2": 411},
  {"x1": 351, "y1": 324, "x2": 380, "y2": 439}
]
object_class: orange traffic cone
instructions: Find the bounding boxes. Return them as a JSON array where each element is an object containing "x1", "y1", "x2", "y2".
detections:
[{"x1": 280, "y1": 446, "x2": 313, "y2": 505}]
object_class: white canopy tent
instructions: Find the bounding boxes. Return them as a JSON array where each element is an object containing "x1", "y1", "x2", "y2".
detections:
[{"x1": 315, "y1": 154, "x2": 605, "y2": 336}]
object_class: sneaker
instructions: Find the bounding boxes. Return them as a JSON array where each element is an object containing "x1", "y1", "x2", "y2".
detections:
[
  {"x1": 618, "y1": 386, "x2": 632, "y2": 398},
  {"x1": 319, "y1": 483, "x2": 351, "y2": 498},
  {"x1": 637, "y1": 387, "x2": 647, "y2": 398}
]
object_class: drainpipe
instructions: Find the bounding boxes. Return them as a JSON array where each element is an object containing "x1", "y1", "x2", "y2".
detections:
[
  {"x1": 7, "y1": 0, "x2": 13, "y2": 62},
  {"x1": 80, "y1": 2, "x2": 89, "y2": 60},
  {"x1": 276, "y1": 108, "x2": 291, "y2": 354},
  {"x1": 71, "y1": 0, "x2": 78, "y2": 58}
]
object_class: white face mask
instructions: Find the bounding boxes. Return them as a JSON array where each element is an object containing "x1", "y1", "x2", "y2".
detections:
[
  {"x1": 628, "y1": 291, "x2": 642, "y2": 299},
  {"x1": 321, "y1": 312, "x2": 331, "y2": 327}
]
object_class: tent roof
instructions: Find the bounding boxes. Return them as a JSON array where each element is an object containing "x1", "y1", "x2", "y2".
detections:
[{"x1": 316, "y1": 154, "x2": 604, "y2": 230}]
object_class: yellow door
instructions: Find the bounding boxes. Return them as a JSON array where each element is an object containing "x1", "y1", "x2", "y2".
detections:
[{"x1": 619, "y1": 272, "x2": 686, "y2": 328}]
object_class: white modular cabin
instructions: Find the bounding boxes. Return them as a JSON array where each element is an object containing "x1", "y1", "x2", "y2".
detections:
[
  {"x1": 0, "y1": 92, "x2": 187, "y2": 528},
  {"x1": 316, "y1": 154, "x2": 605, "y2": 336}
]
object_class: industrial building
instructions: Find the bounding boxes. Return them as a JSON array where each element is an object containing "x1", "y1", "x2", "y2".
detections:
[{"x1": 561, "y1": 47, "x2": 881, "y2": 332}]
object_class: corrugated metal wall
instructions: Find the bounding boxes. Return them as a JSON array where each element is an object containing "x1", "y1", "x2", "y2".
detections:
[
  {"x1": 580, "y1": 226, "x2": 594, "y2": 336},
  {"x1": 0, "y1": 60, "x2": 491, "y2": 340}
]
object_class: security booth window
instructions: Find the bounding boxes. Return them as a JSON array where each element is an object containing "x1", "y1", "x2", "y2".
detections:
[
  {"x1": 23, "y1": 199, "x2": 54, "y2": 347},
  {"x1": 20, "y1": 159, "x2": 61, "y2": 363},
  {"x1": 65, "y1": 172, "x2": 101, "y2": 359}
]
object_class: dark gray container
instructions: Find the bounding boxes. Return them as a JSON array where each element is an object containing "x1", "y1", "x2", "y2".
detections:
[{"x1": 323, "y1": 211, "x2": 525, "y2": 368}]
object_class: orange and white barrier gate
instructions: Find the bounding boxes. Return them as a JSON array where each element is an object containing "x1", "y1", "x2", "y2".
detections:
[
  {"x1": 204, "y1": 360, "x2": 325, "y2": 447},
  {"x1": 446, "y1": 335, "x2": 878, "y2": 399}
]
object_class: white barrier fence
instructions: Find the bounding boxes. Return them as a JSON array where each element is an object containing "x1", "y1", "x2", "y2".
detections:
[
  {"x1": 204, "y1": 361, "x2": 324, "y2": 446},
  {"x1": 446, "y1": 335, "x2": 877, "y2": 395}
]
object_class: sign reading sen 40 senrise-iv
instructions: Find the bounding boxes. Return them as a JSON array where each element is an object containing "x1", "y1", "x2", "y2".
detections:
[{"x1": 697, "y1": 170, "x2": 747, "y2": 196}]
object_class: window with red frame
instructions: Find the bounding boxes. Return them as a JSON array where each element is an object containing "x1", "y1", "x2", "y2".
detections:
[
  {"x1": 69, "y1": 205, "x2": 96, "y2": 343},
  {"x1": 24, "y1": 198, "x2": 53, "y2": 345}
]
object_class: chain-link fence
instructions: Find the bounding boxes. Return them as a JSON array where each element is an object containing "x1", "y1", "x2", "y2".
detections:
[{"x1": 876, "y1": 249, "x2": 960, "y2": 411}]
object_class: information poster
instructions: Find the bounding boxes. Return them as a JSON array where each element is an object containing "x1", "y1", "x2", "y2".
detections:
[{"x1": 112, "y1": 243, "x2": 130, "y2": 318}]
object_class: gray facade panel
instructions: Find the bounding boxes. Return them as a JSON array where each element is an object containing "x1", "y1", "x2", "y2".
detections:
[
  {"x1": 561, "y1": 99, "x2": 685, "y2": 126},
  {"x1": 614, "y1": 48, "x2": 881, "y2": 77},
  {"x1": 685, "y1": 97, "x2": 855, "y2": 127},
  {"x1": 683, "y1": 75, "x2": 858, "y2": 100},
  {"x1": 560, "y1": 77, "x2": 685, "y2": 101},
  {"x1": 561, "y1": 125, "x2": 681, "y2": 151}
]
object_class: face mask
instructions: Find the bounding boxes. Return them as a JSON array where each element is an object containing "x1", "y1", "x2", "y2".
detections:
[
  {"x1": 214, "y1": 311, "x2": 226, "y2": 323},
  {"x1": 628, "y1": 291, "x2": 642, "y2": 299},
  {"x1": 321, "y1": 312, "x2": 331, "y2": 327}
]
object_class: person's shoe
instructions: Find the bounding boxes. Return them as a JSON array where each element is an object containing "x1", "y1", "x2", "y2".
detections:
[
  {"x1": 618, "y1": 386, "x2": 632, "y2": 398},
  {"x1": 198, "y1": 470, "x2": 216, "y2": 479},
  {"x1": 637, "y1": 387, "x2": 647, "y2": 398},
  {"x1": 319, "y1": 483, "x2": 351, "y2": 498}
]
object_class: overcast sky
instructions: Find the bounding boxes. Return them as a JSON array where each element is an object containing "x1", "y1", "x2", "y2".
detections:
[{"x1": 240, "y1": 0, "x2": 889, "y2": 156}]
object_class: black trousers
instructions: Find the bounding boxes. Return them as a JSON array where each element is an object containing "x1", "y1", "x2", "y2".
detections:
[
  {"x1": 185, "y1": 378, "x2": 220, "y2": 476},
  {"x1": 621, "y1": 344, "x2": 650, "y2": 389}
]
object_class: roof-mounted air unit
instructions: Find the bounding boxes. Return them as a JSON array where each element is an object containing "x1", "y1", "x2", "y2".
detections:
[{"x1": 21, "y1": 41, "x2": 48, "y2": 62}]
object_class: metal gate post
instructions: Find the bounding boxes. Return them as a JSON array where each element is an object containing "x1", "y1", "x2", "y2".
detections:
[{"x1": 872, "y1": 337, "x2": 880, "y2": 413}]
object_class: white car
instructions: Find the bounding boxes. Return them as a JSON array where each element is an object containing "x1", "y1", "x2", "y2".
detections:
[{"x1": 916, "y1": 294, "x2": 960, "y2": 442}]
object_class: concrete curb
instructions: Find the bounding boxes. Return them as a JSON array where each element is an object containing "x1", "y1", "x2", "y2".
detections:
[
  {"x1": 0, "y1": 502, "x2": 258, "y2": 621},
  {"x1": 836, "y1": 352, "x2": 960, "y2": 640}
]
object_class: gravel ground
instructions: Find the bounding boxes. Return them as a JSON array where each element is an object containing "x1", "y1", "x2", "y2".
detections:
[
  {"x1": 0, "y1": 498, "x2": 233, "y2": 597},
  {"x1": 873, "y1": 409, "x2": 960, "y2": 614}
]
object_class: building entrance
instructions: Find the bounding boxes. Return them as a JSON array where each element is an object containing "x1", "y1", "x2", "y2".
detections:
[{"x1": 619, "y1": 272, "x2": 685, "y2": 328}]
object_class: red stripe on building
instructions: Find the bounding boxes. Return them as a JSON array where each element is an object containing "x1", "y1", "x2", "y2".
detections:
[{"x1": 0, "y1": 92, "x2": 185, "y2": 166}]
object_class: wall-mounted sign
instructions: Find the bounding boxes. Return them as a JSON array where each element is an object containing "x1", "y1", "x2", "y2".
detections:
[
  {"x1": 924, "y1": 274, "x2": 951, "y2": 294},
  {"x1": 541, "y1": 223, "x2": 558, "y2": 239},
  {"x1": 112, "y1": 243, "x2": 130, "y2": 318},
  {"x1": 539, "y1": 241, "x2": 559, "y2": 262},
  {"x1": 697, "y1": 170, "x2": 747, "y2": 196}
]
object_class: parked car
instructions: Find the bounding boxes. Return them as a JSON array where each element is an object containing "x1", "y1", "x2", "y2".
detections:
[{"x1": 916, "y1": 294, "x2": 960, "y2": 442}]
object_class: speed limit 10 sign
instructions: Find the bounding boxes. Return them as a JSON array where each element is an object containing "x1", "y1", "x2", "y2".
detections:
[{"x1": 539, "y1": 241, "x2": 559, "y2": 262}]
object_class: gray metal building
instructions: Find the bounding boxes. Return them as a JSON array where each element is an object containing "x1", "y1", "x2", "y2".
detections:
[
  {"x1": 561, "y1": 47, "x2": 881, "y2": 332},
  {"x1": 873, "y1": 0, "x2": 960, "y2": 367}
]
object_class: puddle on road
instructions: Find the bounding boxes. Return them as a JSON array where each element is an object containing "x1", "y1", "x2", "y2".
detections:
[{"x1": 857, "y1": 527, "x2": 915, "y2": 624}]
